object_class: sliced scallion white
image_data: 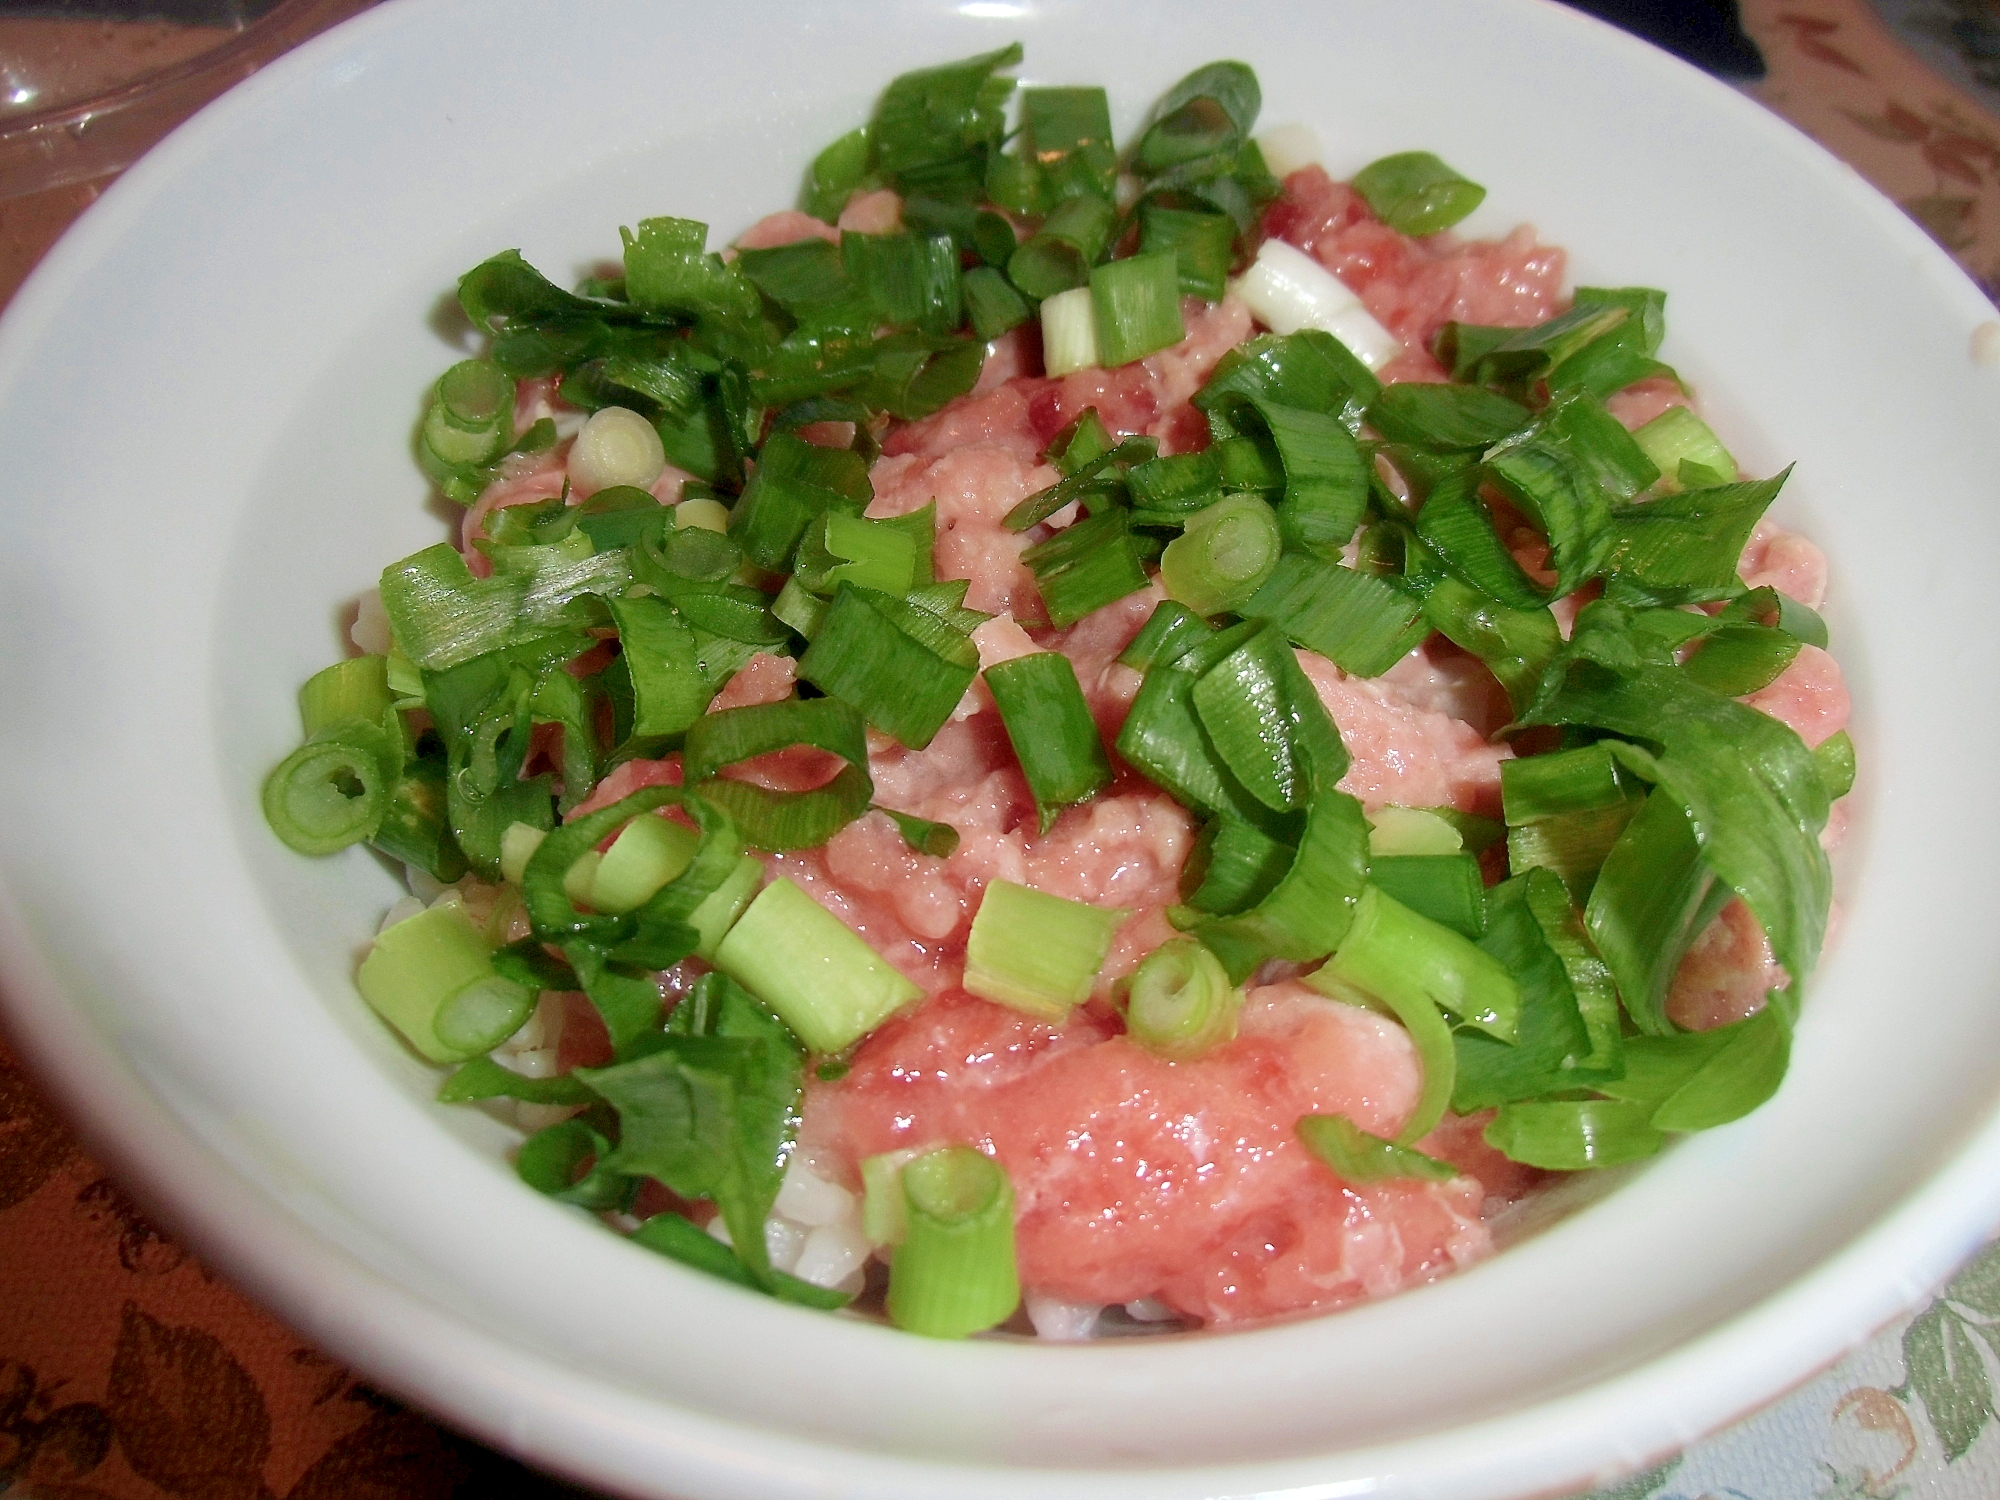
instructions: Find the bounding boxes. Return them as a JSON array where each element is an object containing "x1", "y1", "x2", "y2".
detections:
[{"x1": 1228, "y1": 239, "x2": 1402, "y2": 371}]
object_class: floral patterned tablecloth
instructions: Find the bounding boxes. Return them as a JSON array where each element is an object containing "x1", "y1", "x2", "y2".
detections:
[{"x1": 3, "y1": 2, "x2": 1999, "y2": 1497}]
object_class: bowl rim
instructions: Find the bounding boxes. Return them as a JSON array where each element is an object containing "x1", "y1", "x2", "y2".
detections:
[{"x1": 5, "y1": 0, "x2": 2000, "y2": 1495}]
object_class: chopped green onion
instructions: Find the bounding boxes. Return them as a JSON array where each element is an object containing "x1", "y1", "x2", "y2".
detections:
[
  {"x1": 1815, "y1": 730, "x2": 1856, "y2": 801},
  {"x1": 1090, "y1": 251, "x2": 1186, "y2": 368},
  {"x1": 1590, "y1": 999, "x2": 1783, "y2": 1123},
  {"x1": 1600, "y1": 471, "x2": 1790, "y2": 594},
  {"x1": 1040, "y1": 285, "x2": 1100, "y2": 376},
  {"x1": 1003, "y1": 433, "x2": 1156, "y2": 532},
  {"x1": 1159, "y1": 495, "x2": 1281, "y2": 616},
  {"x1": 772, "y1": 576, "x2": 829, "y2": 640},
  {"x1": 963, "y1": 265, "x2": 1031, "y2": 340},
  {"x1": 1682, "y1": 624, "x2": 1801, "y2": 697},
  {"x1": 713, "y1": 877, "x2": 921, "y2": 1052},
  {"x1": 1226, "y1": 241, "x2": 1402, "y2": 371},
  {"x1": 803, "y1": 126, "x2": 872, "y2": 221},
  {"x1": 904, "y1": 196, "x2": 1019, "y2": 269},
  {"x1": 799, "y1": 584, "x2": 979, "y2": 749},
  {"x1": 1118, "y1": 600, "x2": 1212, "y2": 673},
  {"x1": 687, "y1": 853, "x2": 765, "y2": 961},
  {"x1": 1020, "y1": 85, "x2": 1117, "y2": 200},
  {"x1": 1135, "y1": 60, "x2": 1260, "y2": 172},
  {"x1": 1456, "y1": 302, "x2": 1630, "y2": 395},
  {"x1": 1243, "y1": 553, "x2": 1427, "y2": 678},
  {"x1": 1190, "y1": 622, "x2": 1343, "y2": 814},
  {"x1": 1483, "y1": 1100, "x2": 1664, "y2": 1170},
  {"x1": 437, "y1": 1055, "x2": 595, "y2": 1106},
  {"x1": 632, "y1": 1210, "x2": 853, "y2": 1309},
  {"x1": 876, "y1": 806, "x2": 961, "y2": 858},
  {"x1": 606, "y1": 593, "x2": 706, "y2": 741},
  {"x1": 861, "y1": 1146, "x2": 924, "y2": 1245},
  {"x1": 1506, "y1": 799, "x2": 1641, "y2": 905},
  {"x1": 1319, "y1": 883, "x2": 1520, "y2": 1043},
  {"x1": 1117, "y1": 938, "x2": 1241, "y2": 1060},
  {"x1": 1045, "y1": 408, "x2": 1115, "y2": 475},
  {"x1": 357, "y1": 901, "x2": 534, "y2": 1064},
  {"x1": 819, "y1": 511, "x2": 919, "y2": 596},
  {"x1": 620, "y1": 216, "x2": 761, "y2": 321},
  {"x1": 1366, "y1": 806, "x2": 1464, "y2": 857},
  {"x1": 1449, "y1": 870, "x2": 1596, "y2": 1111},
  {"x1": 1009, "y1": 194, "x2": 1116, "y2": 299},
  {"x1": 867, "y1": 43, "x2": 1021, "y2": 188},
  {"x1": 263, "y1": 721, "x2": 397, "y2": 856},
  {"x1": 1633, "y1": 406, "x2": 1735, "y2": 490},
  {"x1": 683, "y1": 696, "x2": 875, "y2": 852},
  {"x1": 1365, "y1": 384, "x2": 1530, "y2": 450},
  {"x1": 963, "y1": 879, "x2": 1124, "y2": 1021},
  {"x1": 1189, "y1": 787, "x2": 1369, "y2": 981},
  {"x1": 985, "y1": 652, "x2": 1113, "y2": 831},
  {"x1": 420, "y1": 359, "x2": 516, "y2": 476},
  {"x1": 1351, "y1": 151, "x2": 1486, "y2": 236},
  {"x1": 370, "y1": 755, "x2": 467, "y2": 884},
  {"x1": 1582, "y1": 784, "x2": 1727, "y2": 1036},
  {"x1": 1297, "y1": 1113, "x2": 1457, "y2": 1184},
  {"x1": 1418, "y1": 578, "x2": 1561, "y2": 716},
  {"x1": 1138, "y1": 205, "x2": 1237, "y2": 301},
  {"x1": 1413, "y1": 480, "x2": 1550, "y2": 615},
  {"x1": 1197, "y1": 327, "x2": 1380, "y2": 436},
  {"x1": 1542, "y1": 392, "x2": 1661, "y2": 500},
  {"x1": 886, "y1": 1146, "x2": 1020, "y2": 1338},
  {"x1": 589, "y1": 812, "x2": 700, "y2": 915},
  {"x1": 1368, "y1": 853, "x2": 1485, "y2": 940},
  {"x1": 1303, "y1": 897, "x2": 1460, "y2": 1146},
  {"x1": 1544, "y1": 286, "x2": 1673, "y2": 398},
  {"x1": 516, "y1": 1117, "x2": 634, "y2": 1211},
  {"x1": 1020, "y1": 507, "x2": 1149, "y2": 626},
  {"x1": 298, "y1": 656, "x2": 393, "y2": 736},
  {"x1": 1503, "y1": 745, "x2": 1628, "y2": 824},
  {"x1": 1116, "y1": 620, "x2": 1284, "y2": 827},
  {"x1": 1532, "y1": 664, "x2": 1831, "y2": 1006},
  {"x1": 1180, "y1": 815, "x2": 1293, "y2": 914},
  {"x1": 843, "y1": 231, "x2": 964, "y2": 336}
]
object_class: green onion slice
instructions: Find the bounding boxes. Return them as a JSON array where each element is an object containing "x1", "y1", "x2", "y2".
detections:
[
  {"x1": 964, "y1": 880, "x2": 1124, "y2": 1021},
  {"x1": 1180, "y1": 815, "x2": 1293, "y2": 915},
  {"x1": 985, "y1": 652, "x2": 1113, "y2": 832},
  {"x1": 1296, "y1": 1113, "x2": 1457, "y2": 1184},
  {"x1": 1483, "y1": 1099, "x2": 1665, "y2": 1170},
  {"x1": 1190, "y1": 787, "x2": 1370, "y2": 982},
  {"x1": 1135, "y1": 61, "x2": 1260, "y2": 172},
  {"x1": 357, "y1": 901, "x2": 534, "y2": 1065},
  {"x1": 1245, "y1": 553, "x2": 1427, "y2": 678},
  {"x1": 713, "y1": 877, "x2": 922, "y2": 1053},
  {"x1": 1159, "y1": 495, "x2": 1282, "y2": 617},
  {"x1": 799, "y1": 584, "x2": 979, "y2": 750},
  {"x1": 682, "y1": 696, "x2": 875, "y2": 852},
  {"x1": 516, "y1": 1118, "x2": 634, "y2": 1211},
  {"x1": 1351, "y1": 151, "x2": 1486, "y2": 236},
  {"x1": 1091, "y1": 251, "x2": 1187, "y2": 368},
  {"x1": 885, "y1": 1146, "x2": 1021, "y2": 1339},
  {"x1": 1117, "y1": 938, "x2": 1242, "y2": 1060},
  {"x1": 1815, "y1": 730, "x2": 1856, "y2": 801},
  {"x1": 1020, "y1": 507, "x2": 1150, "y2": 627}
]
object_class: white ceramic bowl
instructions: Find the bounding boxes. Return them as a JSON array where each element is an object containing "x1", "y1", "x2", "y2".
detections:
[{"x1": 4, "y1": 1, "x2": 2000, "y2": 1495}]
